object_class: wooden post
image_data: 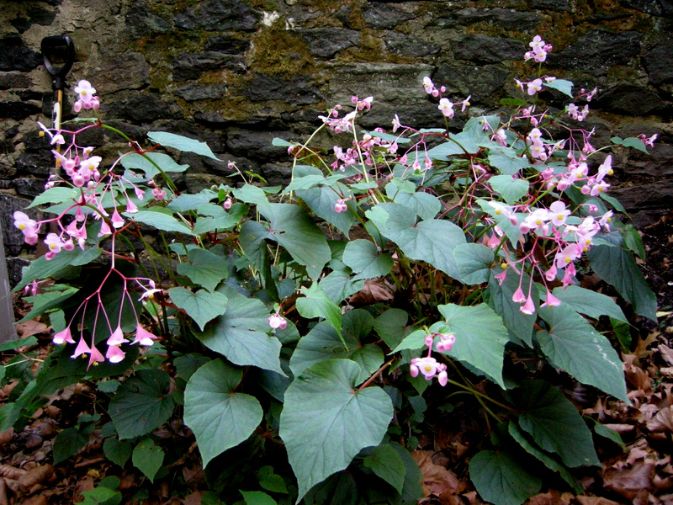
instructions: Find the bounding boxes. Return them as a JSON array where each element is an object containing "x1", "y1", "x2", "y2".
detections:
[{"x1": 0, "y1": 226, "x2": 17, "y2": 343}]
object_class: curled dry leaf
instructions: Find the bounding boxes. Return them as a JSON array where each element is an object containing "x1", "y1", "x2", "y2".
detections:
[
  {"x1": 603, "y1": 462, "x2": 655, "y2": 500},
  {"x1": 17, "y1": 464, "x2": 54, "y2": 490},
  {"x1": 412, "y1": 450, "x2": 466, "y2": 498},
  {"x1": 647, "y1": 406, "x2": 673, "y2": 433},
  {"x1": 526, "y1": 490, "x2": 573, "y2": 505},
  {"x1": 658, "y1": 345, "x2": 673, "y2": 366}
]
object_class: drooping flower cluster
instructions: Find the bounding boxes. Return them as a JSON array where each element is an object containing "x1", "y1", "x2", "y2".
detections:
[
  {"x1": 524, "y1": 35, "x2": 552, "y2": 63},
  {"x1": 409, "y1": 332, "x2": 456, "y2": 386},
  {"x1": 422, "y1": 76, "x2": 470, "y2": 120}
]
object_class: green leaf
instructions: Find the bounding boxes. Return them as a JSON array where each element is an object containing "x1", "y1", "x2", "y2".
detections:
[
  {"x1": 593, "y1": 422, "x2": 625, "y2": 449},
  {"x1": 552, "y1": 285, "x2": 626, "y2": 322},
  {"x1": 168, "y1": 190, "x2": 218, "y2": 212},
  {"x1": 543, "y1": 79, "x2": 573, "y2": 97},
  {"x1": 488, "y1": 147, "x2": 530, "y2": 175},
  {"x1": 290, "y1": 320, "x2": 383, "y2": 381},
  {"x1": 14, "y1": 247, "x2": 102, "y2": 291},
  {"x1": 588, "y1": 244, "x2": 657, "y2": 321},
  {"x1": 169, "y1": 287, "x2": 228, "y2": 331},
  {"x1": 257, "y1": 466, "x2": 289, "y2": 494},
  {"x1": 296, "y1": 283, "x2": 343, "y2": 342},
  {"x1": 363, "y1": 444, "x2": 406, "y2": 494},
  {"x1": 386, "y1": 181, "x2": 441, "y2": 220},
  {"x1": 373, "y1": 309, "x2": 408, "y2": 350},
  {"x1": 0, "y1": 336, "x2": 38, "y2": 352},
  {"x1": 469, "y1": 450, "x2": 541, "y2": 505},
  {"x1": 610, "y1": 136, "x2": 649, "y2": 154},
  {"x1": 176, "y1": 249, "x2": 229, "y2": 292},
  {"x1": 131, "y1": 209, "x2": 195, "y2": 236},
  {"x1": 507, "y1": 422, "x2": 581, "y2": 493},
  {"x1": 240, "y1": 491, "x2": 278, "y2": 505},
  {"x1": 489, "y1": 175, "x2": 530, "y2": 204},
  {"x1": 28, "y1": 187, "x2": 79, "y2": 208},
  {"x1": 79, "y1": 486, "x2": 122, "y2": 505},
  {"x1": 147, "y1": 131, "x2": 220, "y2": 160},
  {"x1": 103, "y1": 438, "x2": 133, "y2": 467},
  {"x1": 272, "y1": 137, "x2": 293, "y2": 147},
  {"x1": 198, "y1": 289, "x2": 285, "y2": 375},
  {"x1": 184, "y1": 360, "x2": 263, "y2": 467},
  {"x1": 426, "y1": 131, "x2": 481, "y2": 158},
  {"x1": 233, "y1": 184, "x2": 269, "y2": 206},
  {"x1": 260, "y1": 203, "x2": 331, "y2": 280},
  {"x1": 342, "y1": 240, "x2": 393, "y2": 280},
  {"x1": 366, "y1": 130, "x2": 410, "y2": 144},
  {"x1": 487, "y1": 270, "x2": 535, "y2": 346},
  {"x1": 279, "y1": 359, "x2": 393, "y2": 501},
  {"x1": 108, "y1": 369, "x2": 176, "y2": 440},
  {"x1": 537, "y1": 305, "x2": 628, "y2": 401},
  {"x1": 515, "y1": 381, "x2": 599, "y2": 468},
  {"x1": 318, "y1": 270, "x2": 364, "y2": 304},
  {"x1": 437, "y1": 304, "x2": 508, "y2": 387},
  {"x1": 453, "y1": 243, "x2": 494, "y2": 285},
  {"x1": 53, "y1": 427, "x2": 89, "y2": 464},
  {"x1": 366, "y1": 203, "x2": 466, "y2": 279},
  {"x1": 121, "y1": 152, "x2": 189, "y2": 178},
  {"x1": 19, "y1": 285, "x2": 78, "y2": 322},
  {"x1": 132, "y1": 438, "x2": 164, "y2": 483}
]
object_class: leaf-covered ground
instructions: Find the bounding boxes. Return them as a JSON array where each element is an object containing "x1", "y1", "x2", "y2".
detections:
[{"x1": 1, "y1": 213, "x2": 672, "y2": 505}]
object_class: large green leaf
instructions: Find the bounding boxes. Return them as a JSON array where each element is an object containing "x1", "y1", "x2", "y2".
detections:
[
  {"x1": 469, "y1": 450, "x2": 541, "y2": 505},
  {"x1": 168, "y1": 287, "x2": 228, "y2": 331},
  {"x1": 363, "y1": 444, "x2": 406, "y2": 494},
  {"x1": 543, "y1": 79, "x2": 573, "y2": 97},
  {"x1": 588, "y1": 244, "x2": 656, "y2": 321},
  {"x1": 108, "y1": 370, "x2": 175, "y2": 440},
  {"x1": 131, "y1": 210, "x2": 195, "y2": 236},
  {"x1": 289, "y1": 320, "x2": 383, "y2": 381},
  {"x1": 279, "y1": 359, "x2": 393, "y2": 501},
  {"x1": 489, "y1": 175, "x2": 529, "y2": 204},
  {"x1": 385, "y1": 181, "x2": 441, "y2": 220},
  {"x1": 28, "y1": 186, "x2": 79, "y2": 208},
  {"x1": 259, "y1": 203, "x2": 331, "y2": 280},
  {"x1": 20, "y1": 284, "x2": 79, "y2": 322},
  {"x1": 437, "y1": 304, "x2": 507, "y2": 387},
  {"x1": 552, "y1": 285, "x2": 627, "y2": 322},
  {"x1": 507, "y1": 422, "x2": 581, "y2": 492},
  {"x1": 147, "y1": 131, "x2": 220, "y2": 160},
  {"x1": 53, "y1": 427, "x2": 89, "y2": 464},
  {"x1": 296, "y1": 283, "x2": 343, "y2": 341},
  {"x1": 366, "y1": 203, "x2": 466, "y2": 279},
  {"x1": 132, "y1": 438, "x2": 164, "y2": 483},
  {"x1": 342, "y1": 239, "x2": 393, "y2": 281},
  {"x1": 453, "y1": 243, "x2": 494, "y2": 285},
  {"x1": 515, "y1": 381, "x2": 599, "y2": 468},
  {"x1": 296, "y1": 181, "x2": 356, "y2": 236},
  {"x1": 176, "y1": 249, "x2": 229, "y2": 292},
  {"x1": 121, "y1": 152, "x2": 189, "y2": 178},
  {"x1": 14, "y1": 247, "x2": 102, "y2": 291},
  {"x1": 184, "y1": 360, "x2": 263, "y2": 467},
  {"x1": 488, "y1": 146, "x2": 530, "y2": 175},
  {"x1": 537, "y1": 305, "x2": 627, "y2": 401},
  {"x1": 373, "y1": 308, "x2": 408, "y2": 350},
  {"x1": 198, "y1": 289, "x2": 284, "y2": 375}
]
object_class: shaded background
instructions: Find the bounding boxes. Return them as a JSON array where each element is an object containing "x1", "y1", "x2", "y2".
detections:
[{"x1": 1, "y1": 0, "x2": 672, "y2": 283}]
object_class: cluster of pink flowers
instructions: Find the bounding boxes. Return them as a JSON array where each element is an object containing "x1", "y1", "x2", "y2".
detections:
[
  {"x1": 409, "y1": 332, "x2": 456, "y2": 386},
  {"x1": 422, "y1": 76, "x2": 470, "y2": 120},
  {"x1": 268, "y1": 312, "x2": 287, "y2": 330},
  {"x1": 15, "y1": 80, "x2": 164, "y2": 367},
  {"x1": 524, "y1": 35, "x2": 552, "y2": 63},
  {"x1": 73, "y1": 80, "x2": 100, "y2": 112}
]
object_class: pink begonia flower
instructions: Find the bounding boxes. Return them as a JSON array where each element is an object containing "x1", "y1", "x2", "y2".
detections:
[
  {"x1": 438, "y1": 98, "x2": 454, "y2": 119},
  {"x1": 268, "y1": 313, "x2": 287, "y2": 330},
  {"x1": 51, "y1": 133, "x2": 65, "y2": 145},
  {"x1": 639, "y1": 133, "x2": 658, "y2": 148},
  {"x1": 599, "y1": 210, "x2": 613, "y2": 230},
  {"x1": 334, "y1": 199, "x2": 348, "y2": 213},
  {"x1": 107, "y1": 326, "x2": 128, "y2": 347},
  {"x1": 555, "y1": 243, "x2": 581, "y2": 269},
  {"x1": 152, "y1": 187, "x2": 166, "y2": 201},
  {"x1": 88, "y1": 345, "x2": 105, "y2": 367},
  {"x1": 424, "y1": 334, "x2": 434, "y2": 348},
  {"x1": 44, "y1": 233, "x2": 63, "y2": 254},
  {"x1": 437, "y1": 370, "x2": 448, "y2": 387},
  {"x1": 494, "y1": 269, "x2": 508, "y2": 285},
  {"x1": 411, "y1": 356, "x2": 442, "y2": 380},
  {"x1": 53, "y1": 327, "x2": 76, "y2": 345},
  {"x1": 545, "y1": 264, "x2": 557, "y2": 282},
  {"x1": 409, "y1": 362, "x2": 420, "y2": 378},
  {"x1": 111, "y1": 209, "x2": 125, "y2": 228},
  {"x1": 549, "y1": 201, "x2": 570, "y2": 227},
  {"x1": 79, "y1": 156, "x2": 102, "y2": 174},
  {"x1": 512, "y1": 287, "x2": 527, "y2": 304},
  {"x1": 133, "y1": 324, "x2": 158, "y2": 346},
  {"x1": 392, "y1": 114, "x2": 401, "y2": 133},
  {"x1": 596, "y1": 155, "x2": 613, "y2": 181},
  {"x1": 520, "y1": 295, "x2": 536, "y2": 315},
  {"x1": 71, "y1": 337, "x2": 90, "y2": 359},
  {"x1": 422, "y1": 76, "x2": 435, "y2": 95},
  {"x1": 13, "y1": 211, "x2": 39, "y2": 242},
  {"x1": 105, "y1": 345, "x2": 126, "y2": 364},
  {"x1": 436, "y1": 333, "x2": 456, "y2": 353},
  {"x1": 528, "y1": 128, "x2": 543, "y2": 143},
  {"x1": 126, "y1": 198, "x2": 138, "y2": 213},
  {"x1": 98, "y1": 220, "x2": 112, "y2": 237},
  {"x1": 527, "y1": 79, "x2": 543, "y2": 95},
  {"x1": 541, "y1": 289, "x2": 562, "y2": 308},
  {"x1": 223, "y1": 197, "x2": 233, "y2": 210}
]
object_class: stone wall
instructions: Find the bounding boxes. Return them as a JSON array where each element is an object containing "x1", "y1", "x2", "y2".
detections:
[{"x1": 1, "y1": 0, "x2": 672, "y2": 282}]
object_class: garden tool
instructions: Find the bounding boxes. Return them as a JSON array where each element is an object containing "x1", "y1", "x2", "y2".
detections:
[{"x1": 41, "y1": 34, "x2": 75, "y2": 171}]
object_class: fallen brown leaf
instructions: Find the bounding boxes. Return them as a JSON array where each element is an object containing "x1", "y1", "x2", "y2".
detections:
[
  {"x1": 412, "y1": 450, "x2": 466, "y2": 498},
  {"x1": 647, "y1": 406, "x2": 673, "y2": 433},
  {"x1": 526, "y1": 490, "x2": 573, "y2": 504},
  {"x1": 14, "y1": 320, "x2": 49, "y2": 339},
  {"x1": 18, "y1": 464, "x2": 53, "y2": 490},
  {"x1": 604, "y1": 462, "x2": 655, "y2": 499},
  {"x1": 575, "y1": 496, "x2": 622, "y2": 505},
  {"x1": 658, "y1": 345, "x2": 673, "y2": 366}
]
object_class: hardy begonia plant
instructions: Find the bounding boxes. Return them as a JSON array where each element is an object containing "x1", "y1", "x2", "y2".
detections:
[{"x1": 3, "y1": 36, "x2": 657, "y2": 504}]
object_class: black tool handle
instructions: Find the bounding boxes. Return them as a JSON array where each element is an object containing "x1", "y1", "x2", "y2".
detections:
[{"x1": 41, "y1": 34, "x2": 75, "y2": 91}]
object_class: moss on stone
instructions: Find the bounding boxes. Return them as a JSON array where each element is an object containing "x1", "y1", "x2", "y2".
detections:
[{"x1": 248, "y1": 26, "x2": 314, "y2": 76}]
